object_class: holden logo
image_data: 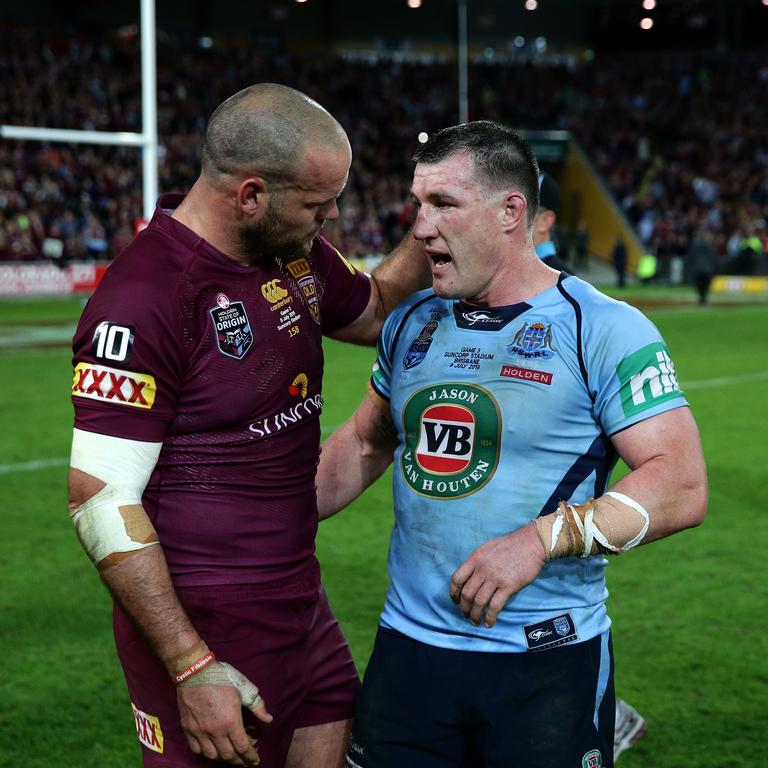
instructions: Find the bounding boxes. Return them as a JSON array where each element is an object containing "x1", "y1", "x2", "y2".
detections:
[
  {"x1": 401, "y1": 383, "x2": 500, "y2": 499},
  {"x1": 215, "y1": 292, "x2": 230, "y2": 309}
]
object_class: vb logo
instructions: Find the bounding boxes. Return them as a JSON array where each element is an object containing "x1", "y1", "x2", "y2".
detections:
[
  {"x1": 416, "y1": 404, "x2": 475, "y2": 473},
  {"x1": 261, "y1": 280, "x2": 288, "y2": 303},
  {"x1": 401, "y1": 384, "x2": 500, "y2": 499}
]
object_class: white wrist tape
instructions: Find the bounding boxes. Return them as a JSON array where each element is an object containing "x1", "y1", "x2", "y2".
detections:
[
  {"x1": 179, "y1": 660, "x2": 263, "y2": 712},
  {"x1": 69, "y1": 429, "x2": 163, "y2": 565}
]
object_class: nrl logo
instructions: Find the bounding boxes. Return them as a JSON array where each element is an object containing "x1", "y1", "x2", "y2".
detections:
[{"x1": 403, "y1": 319, "x2": 439, "y2": 370}]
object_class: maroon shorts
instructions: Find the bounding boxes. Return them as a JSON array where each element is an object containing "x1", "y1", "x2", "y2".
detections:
[{"x1": 113, "y1": 560, "x2": 360, "y2": 767}]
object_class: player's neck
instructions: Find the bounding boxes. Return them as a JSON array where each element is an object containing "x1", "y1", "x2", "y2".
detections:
[
  {"x1": 172, "y1": 183, "x2": 251, "y2": 266},
  {"x1": 471, "y1": 247, "x2": 560, "y2": 307}
]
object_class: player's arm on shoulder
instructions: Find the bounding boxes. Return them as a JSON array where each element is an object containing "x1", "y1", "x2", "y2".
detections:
[
  {"x1": 317, "y1": 384, "x2": 398, "y2": 520},
  {"x1": 532, "y1": 407, "x2": 707, "y2": 561},
  {"x1": 329, "y1": 231, "x2": 428, "y2": 346}
]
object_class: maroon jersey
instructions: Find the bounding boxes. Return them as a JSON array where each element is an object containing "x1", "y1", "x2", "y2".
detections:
[{"x1": 72, "y1": 194, "x2": 371, "y2": 586}]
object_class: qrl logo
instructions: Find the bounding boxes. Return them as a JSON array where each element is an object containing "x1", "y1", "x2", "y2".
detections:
[{"x1": 416, "y1": 404, "x2": 475, "y2": 474}]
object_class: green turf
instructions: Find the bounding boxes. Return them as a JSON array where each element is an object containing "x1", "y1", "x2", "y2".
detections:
[{"x1": 1, "y1": 297, "x2": 766, "y2": 767}]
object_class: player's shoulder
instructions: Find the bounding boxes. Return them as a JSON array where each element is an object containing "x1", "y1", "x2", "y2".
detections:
[
  {"x1": 113, "y1": 221, "x2": 194, "y2": 279},
  {"x1": 379, "y1": 289, "x2": 443, "y2": 343},
  {"x1": 390, "y1": 288, "x2": 443, "y2": 323},
  {"x1": 559, "y1": 275, "x2": 649, "y2": 327},
  {"x1": 310, "y1": 235, "x2": 359, "y2": 274}
]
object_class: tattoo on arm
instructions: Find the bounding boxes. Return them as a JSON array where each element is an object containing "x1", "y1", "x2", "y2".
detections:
[{"x1": 375, "y1": 411, "x2": 398, "y2": 444}]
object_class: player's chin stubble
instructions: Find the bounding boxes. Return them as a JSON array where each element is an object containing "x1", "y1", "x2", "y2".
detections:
[{"x1": 239, "y1": 215, "x2": 314, "y2": 267}]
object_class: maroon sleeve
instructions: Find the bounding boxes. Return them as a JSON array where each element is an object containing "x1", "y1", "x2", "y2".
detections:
[
  {"x1": 71, "y1": 235, "x2": 185, "y2": 442},
  {"x1": 312, "y1": 236, "x2": 372, "y2": 333}
]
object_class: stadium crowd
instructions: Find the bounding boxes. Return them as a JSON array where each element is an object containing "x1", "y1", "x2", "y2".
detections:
[{"x1": 1, "y1": 26, "x2": 767, "y2": 275}]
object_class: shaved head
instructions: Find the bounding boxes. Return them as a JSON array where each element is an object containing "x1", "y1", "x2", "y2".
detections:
[{"x1": 201, "y1": 83, "x2": 349, "y2": 188}]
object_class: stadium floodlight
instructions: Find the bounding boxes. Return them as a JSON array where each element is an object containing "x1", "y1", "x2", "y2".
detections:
[
  {"x1": 408, "y1": 0, "x2": 422, "y2": 7},
  {"x1": 525, "y1": 0, "x2": 538, "y2": 10},
  {"x1": 643, "y1": 0, "x2": 656, "y2": 10},
  {"x1": 640, "y1": 16, "x2": 654, "y2": 29}
]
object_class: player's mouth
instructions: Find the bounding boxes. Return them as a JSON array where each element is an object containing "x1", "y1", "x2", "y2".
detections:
[{"x1": 426, "y1": 248, "x2": 453, "y2": 269}]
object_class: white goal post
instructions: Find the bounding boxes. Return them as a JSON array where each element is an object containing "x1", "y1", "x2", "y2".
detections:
[{"x1": 0, "y1": 0, "x2": 158, "y2": 222}]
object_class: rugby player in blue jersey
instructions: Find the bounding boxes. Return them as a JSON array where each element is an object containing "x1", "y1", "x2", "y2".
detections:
[{"x1": 317, "y1": 121, "x2": 707, "y2": 768}]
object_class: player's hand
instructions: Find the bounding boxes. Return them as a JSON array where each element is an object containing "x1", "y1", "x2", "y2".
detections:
[
  {"x1": 177, "y1": 661, "x2": 273, "y2": 766},
  {"x1": 449, "y1": 523, "x2": 547, "y2": 628}
]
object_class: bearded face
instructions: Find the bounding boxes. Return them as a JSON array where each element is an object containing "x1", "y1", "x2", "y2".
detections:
[{"x1": 238, "y1": 192, "x2": 318, "y2": 267}]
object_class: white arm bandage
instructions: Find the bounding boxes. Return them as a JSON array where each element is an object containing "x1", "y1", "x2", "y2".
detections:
[
  {"x1": 534, "y1": 491, "x2": 650, "y2": 560},
  {"x1": 69, "y1": 428, "x2": 163, "y2": 565}
]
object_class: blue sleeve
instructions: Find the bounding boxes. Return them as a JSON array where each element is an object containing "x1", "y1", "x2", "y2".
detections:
[
  {"x1": 586, "y1": 301, "x2": 688, "y2": 436},
  {"x1": 369, "y1": 290, "x2": 433, "y2": 401},
  {"x1": 370, "y1": 306, "x2": 402, "y2": 401}
]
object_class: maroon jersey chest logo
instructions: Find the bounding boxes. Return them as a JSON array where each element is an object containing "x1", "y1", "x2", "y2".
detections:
[{"x1": 209, "y1": 294, "x2": 254, "y2": 359}]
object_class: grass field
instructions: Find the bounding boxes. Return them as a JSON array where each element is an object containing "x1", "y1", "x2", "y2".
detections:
[{"x1": 1, "y1": 291, "x2": 767, "y2": 767}]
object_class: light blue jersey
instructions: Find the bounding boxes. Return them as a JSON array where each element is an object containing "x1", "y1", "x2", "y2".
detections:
[{"x1": 371, "y1": 274, "x2": 687, "y2": 653}]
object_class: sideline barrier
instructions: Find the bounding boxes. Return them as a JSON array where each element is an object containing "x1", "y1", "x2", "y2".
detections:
[
  {"x1": 711, "y1": 276, "x2": 768, "y2": 295},
  {"x1": 0, "y1": 262, "x2": 110, "y2": 297}
]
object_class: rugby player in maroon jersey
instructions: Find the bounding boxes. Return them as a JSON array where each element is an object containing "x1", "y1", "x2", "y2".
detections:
[{"x1": 68, "y1": 84, "x2": 426, "y2": 768}]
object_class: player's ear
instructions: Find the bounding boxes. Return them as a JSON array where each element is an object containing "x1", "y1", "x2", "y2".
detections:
[
  {"x1": 501, "y1": 190, "x2": 527, "y2": 231},
  {"x1": 237, "y1": 177, "x2": 268, "y2": 216}
]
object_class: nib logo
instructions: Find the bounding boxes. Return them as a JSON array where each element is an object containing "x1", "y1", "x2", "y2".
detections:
[{"x1": 617, "y1": 342, "x2": 684, "y2": 417}]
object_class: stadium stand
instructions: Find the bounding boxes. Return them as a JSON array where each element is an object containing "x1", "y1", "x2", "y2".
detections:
[{"x1": 1, "y1": 26, "x2": 767, "y2": 275}]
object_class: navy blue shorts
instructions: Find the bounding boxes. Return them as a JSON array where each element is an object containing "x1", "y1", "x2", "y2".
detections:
[{"x1": 347, "y1": 627, "x2": 615, "y2": 768}]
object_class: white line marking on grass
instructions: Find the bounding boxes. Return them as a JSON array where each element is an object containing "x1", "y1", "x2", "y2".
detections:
[
  {"x1": 5, "y1": 371, "x2": 765, "y2": 474},
  {"x1": 0, "y1": 457, "x2": 69, "y2": 475},
  {"x1": 684, "y1": 370, "x2": 768, "y2": 390}
]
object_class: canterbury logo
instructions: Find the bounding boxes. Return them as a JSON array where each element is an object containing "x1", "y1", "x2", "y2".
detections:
[{"x1": 261, "y1": 280, "x2": 288, "y2": 303}]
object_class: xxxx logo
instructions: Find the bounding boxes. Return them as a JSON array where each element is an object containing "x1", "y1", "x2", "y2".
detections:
[
  {"x1": 401, "y1": 383, "x2": 500, "y2": 499},
  {"x1": 72, "y1": 363, "x2": 156, "y2": 409},
  {"x1": 261, "y1": 279, "x2": 289, "y2": 304},
  {"x1": 131, "y1": 703, "x2": 164, "y2": 753}
]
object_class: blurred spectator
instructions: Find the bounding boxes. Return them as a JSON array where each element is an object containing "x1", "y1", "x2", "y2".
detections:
[
  {"x1": 687, "y1": 229, "x2": 717, "y2": 304},
  {"x1": 1, "y1": 27, "x2": 767, "y2": 268}
]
